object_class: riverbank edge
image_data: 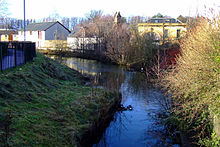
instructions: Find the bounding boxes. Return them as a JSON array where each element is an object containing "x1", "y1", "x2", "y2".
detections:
[
  {"x1": 79, "y1": 93, "x2": 122, "y2": 146},
  {"x1": 0, "y1": 53, "x2": 121, "y2": 146},
  {"x1": 37, "y1": 49, "x2": 144, "y2": 72},
  {"x1": 152, "y1": 87, "x2": 196, "y2": 147},
  {"x1": 41, "y1": 50, "x2": 191, "y2": 145}
]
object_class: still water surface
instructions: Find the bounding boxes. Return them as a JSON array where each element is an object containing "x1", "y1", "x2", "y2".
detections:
[{"x1": 53, "y1": 56, "x2": 177, "y2": 147}]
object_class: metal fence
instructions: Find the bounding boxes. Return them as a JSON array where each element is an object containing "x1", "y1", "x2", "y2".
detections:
[{"x1": 0, "y1": 41, "x2": 36, "y2": 71}]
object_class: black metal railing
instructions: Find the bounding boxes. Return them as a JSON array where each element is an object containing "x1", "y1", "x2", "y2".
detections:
[{"x1": 0, "y1": 41, "x2": 36, "y2": 72}]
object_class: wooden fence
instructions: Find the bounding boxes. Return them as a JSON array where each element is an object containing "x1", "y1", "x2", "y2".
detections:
[{"x1": 0, "y1": 41, "x2": 36, "y2": 71}]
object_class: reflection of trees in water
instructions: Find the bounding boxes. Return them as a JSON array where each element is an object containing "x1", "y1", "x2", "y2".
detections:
[
  {"x1": 48, "y1": 56, "x2": 126, "y2": 92},
  {"x1": 49, "y1": 56, "x2": 176, "y2": 146},
  {"x1": 93, "y1": 72, "x2": 126, "y2": 92},
  {"x1": 49, "y1": 56, "x2": 149, "y2": 95},
  {"x1": 94, "y1": 112, "x2": 130, "y2": 147},
  {"x1": 126, "y1": 72, "x2": 151, "y2": 94},
  {"x1": 50, "y1": 56, "x2": 101, "y2": 76},
  {"x1": 142, "y1": 91, "x2": 175, "y2": 146},
  {"x1": 144, "y1": 118, "x2": 177, "y2": 147}
]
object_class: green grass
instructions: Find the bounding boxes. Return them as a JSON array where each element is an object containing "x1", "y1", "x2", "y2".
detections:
[{"x1": 0, "y1": 53, "x2": 120, "y2": 146}]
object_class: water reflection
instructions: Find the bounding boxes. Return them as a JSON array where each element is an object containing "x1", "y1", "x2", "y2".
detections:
[
  {"x1": 50, "y1": 56, "x2": 177, "y2": 147},
  {"x1": 93, "y1": 73, "x2": 173, "y2": 147},
  {"x1": 51, "y1": 56, "x2": 126, "y2": 92}
]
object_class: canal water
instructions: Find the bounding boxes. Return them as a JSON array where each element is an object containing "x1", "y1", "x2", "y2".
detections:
[{"x1": 52, "y1": 56, "x2": 178, "y2": 147}]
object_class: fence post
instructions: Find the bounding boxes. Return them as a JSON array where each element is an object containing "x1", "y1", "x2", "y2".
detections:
[
  {"x1": 14, "y1": 43, "x2": 17, "y2": 67},
  {"x1": 23, "y1": 42, "x2": 26, "y2": 63},
  {"x1": 0, "y1": 42, "x2": 36, "y2": 71},
  {"x1": 0, "y1": 44, "x2": 2, "y2": 72}
]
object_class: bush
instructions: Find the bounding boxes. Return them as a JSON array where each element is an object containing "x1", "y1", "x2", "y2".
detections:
[{"x1": 162, "y1": 16, "x2": 220, "y2": 145}]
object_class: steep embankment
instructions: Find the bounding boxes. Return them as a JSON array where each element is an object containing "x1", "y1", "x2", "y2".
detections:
[{"x1": 0, "y1": 53, "x2": 120, "y2": 146}]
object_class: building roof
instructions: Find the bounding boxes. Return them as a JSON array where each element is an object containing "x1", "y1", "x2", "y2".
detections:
[
  {"x1": 69, "y1": 25, "x2": 96, "y2": 38},
  {"x1": 147, "y1": 18, "x2": 182, "y2": 23},
  {"x1": 25, "y1": 21, "x2": 71, "y2": 32},
  {"x1": 25, "y1": 22, "x2": 56, "y2": 31},
  {"x1": 0, "y1": 29, "x2": 17, "y2": 35}
]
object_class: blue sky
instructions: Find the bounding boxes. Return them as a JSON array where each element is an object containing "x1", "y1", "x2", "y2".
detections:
[{"x1": 4, "y1": 0, "x2": 220, "y2": 19}]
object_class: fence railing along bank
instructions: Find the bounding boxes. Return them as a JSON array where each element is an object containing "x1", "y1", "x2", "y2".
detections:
[{"x1": 0, "y1": 41, "x2": 36, "y2": 71}]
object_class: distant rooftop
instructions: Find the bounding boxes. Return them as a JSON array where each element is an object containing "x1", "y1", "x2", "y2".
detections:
[
  {"x1": 0, "y1": 29, "x2": 17, "y2": 35},
  {"x1": 147, "y1": 18, "x2": 183, "y2": 23},
  {"x1": 25, "y1": 22, "x2": 57, "y2": 31},
  {"x1": 24, "y1": 21, "x2": 70, "y2": 33}
]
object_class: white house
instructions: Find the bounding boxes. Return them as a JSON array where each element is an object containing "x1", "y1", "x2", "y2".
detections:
[
  {"x1": 67, "y1": 26, "x2": 102, "y2": 51},
  {"x1": 18, "y1": 21, "x2": 70, "y2": 49},
  {"x1": 67, "y1": 36, "x2": 102, "y2": 50}
]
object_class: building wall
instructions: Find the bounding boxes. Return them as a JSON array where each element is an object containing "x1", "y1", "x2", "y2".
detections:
[
  {"x1": 138, "y1": 23, "x2": 187, "y2": 43},
  {"x1": 13, "y1": 34, "x2": 19, "y2": 41},
  {"x1": 45, "y1": 23, "x2": 70, "y2": 40},
  {"x1": 45, "y1": 40, "x2": 67, "y2": 50},
  {"x1": 18, "y1": 30, "x2": 46, "y2": 49},
  {"x1": 0, "y1": 34, "x2": 8, "y2": 41},
  {"x1": 17, "y1": 22, "x2": 69, "y2": 49},
  {"x1": 0, "y1": 34, "x2": 13, "y2": 41}
]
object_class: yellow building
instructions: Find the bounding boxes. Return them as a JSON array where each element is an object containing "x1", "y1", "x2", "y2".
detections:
[
  {"x1": 138, "y1": 18, "x2": 187, "y2": 44},
  {"x1": 0, "y1": 29, "x2": 17, "y2": 41}
]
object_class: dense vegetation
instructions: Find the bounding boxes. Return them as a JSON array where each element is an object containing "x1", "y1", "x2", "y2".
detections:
[
  {"x1": 162, "y1": 17, "x2": 220, "y2": 146},
  {"x1": 0, "y1": 53, "x2": 120, "y2": 146},
  {"x1": 48, "y1": 11, "x2": 159, "y2": 71}
]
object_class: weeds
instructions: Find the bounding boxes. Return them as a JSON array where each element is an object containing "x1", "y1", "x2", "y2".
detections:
[{"x1": 162, "y1": 16, "x2": 220, "y2": 146}]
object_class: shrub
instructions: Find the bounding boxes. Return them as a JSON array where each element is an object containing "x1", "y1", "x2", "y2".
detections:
[{"x1": 162, "y1": 16, "x2": 220, "y2": 145}]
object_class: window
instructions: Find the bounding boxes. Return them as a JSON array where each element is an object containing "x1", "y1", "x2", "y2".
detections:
[
  {"x1": 177, "y1": 29, "x2": 181, "y2": 38},
  {"x1": 164, "y1": 29, "x2": 168, "y2": 38},
  {"x1": 165, "y1": 19, "x2": 170, "y2": 23}
]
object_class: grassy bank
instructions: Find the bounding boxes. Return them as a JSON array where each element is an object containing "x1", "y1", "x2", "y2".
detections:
[
  {"x1": 0, "y1": 53, "x2": 120, "y2": 146},
  {"x1": 162, "y1": 17, "x2": 220, "y2": 146}
]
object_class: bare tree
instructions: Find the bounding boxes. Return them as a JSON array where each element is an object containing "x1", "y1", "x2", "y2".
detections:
[
  {"x1": 61, "y1": 17, "x2": 70, "y2": 30},
  {"x1": 72, "y1": 11, "x2": 157, "y2": 66},
  {"x1": 104, "y1": 23, "x2": 130, "y2": 64},
  {"x1": 0, "y1": 0, "x2": 9, "y2": 29},
  {"x1": 0, "y1": 0, "x2": 8, "y2": 17},
  {"x1": 86, "y1": 10, "x2": 103, "y2": 23},
  {"x1": 70, "y1": 17, "x2": 78, "y2": 31},
  {"x1": 44, "y1": 10, "x2": 61, "y2": 22}
]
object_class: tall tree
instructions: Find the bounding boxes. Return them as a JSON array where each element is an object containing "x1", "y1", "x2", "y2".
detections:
[
  {"x1": 0, "y1": 0, "x2": 9, "y2": 28},
  {"x1": 70, "y1": 17, "x2": 78, "y2": 31},
  {"x1": 0, "y1": 0, "x2": 8, "y2": 17},
  {"x1": 61, "y1": 17, "x2": 70, "y2": 30},
  {"x1": 45, "y1": 10, "x2": 61, "y2": 22},
  {"x1": 177, "y1": 15, "x2": 187, "y2": 23},
  {"x1": 86, "y1": 10, "x2": 103, "y2": 23}
]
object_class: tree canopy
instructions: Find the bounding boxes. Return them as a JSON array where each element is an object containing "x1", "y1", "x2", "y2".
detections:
[
  {"x1": 0, "y1": 0, "x2": 8, "y2": 18},
  {"x1": 152, "y1": 13, "x2": 164, "y2": 18}
]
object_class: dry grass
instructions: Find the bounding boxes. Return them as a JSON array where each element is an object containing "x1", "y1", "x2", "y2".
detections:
[{"x1": 162, "y1": 16, "x2": 220, "y2": 145}]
